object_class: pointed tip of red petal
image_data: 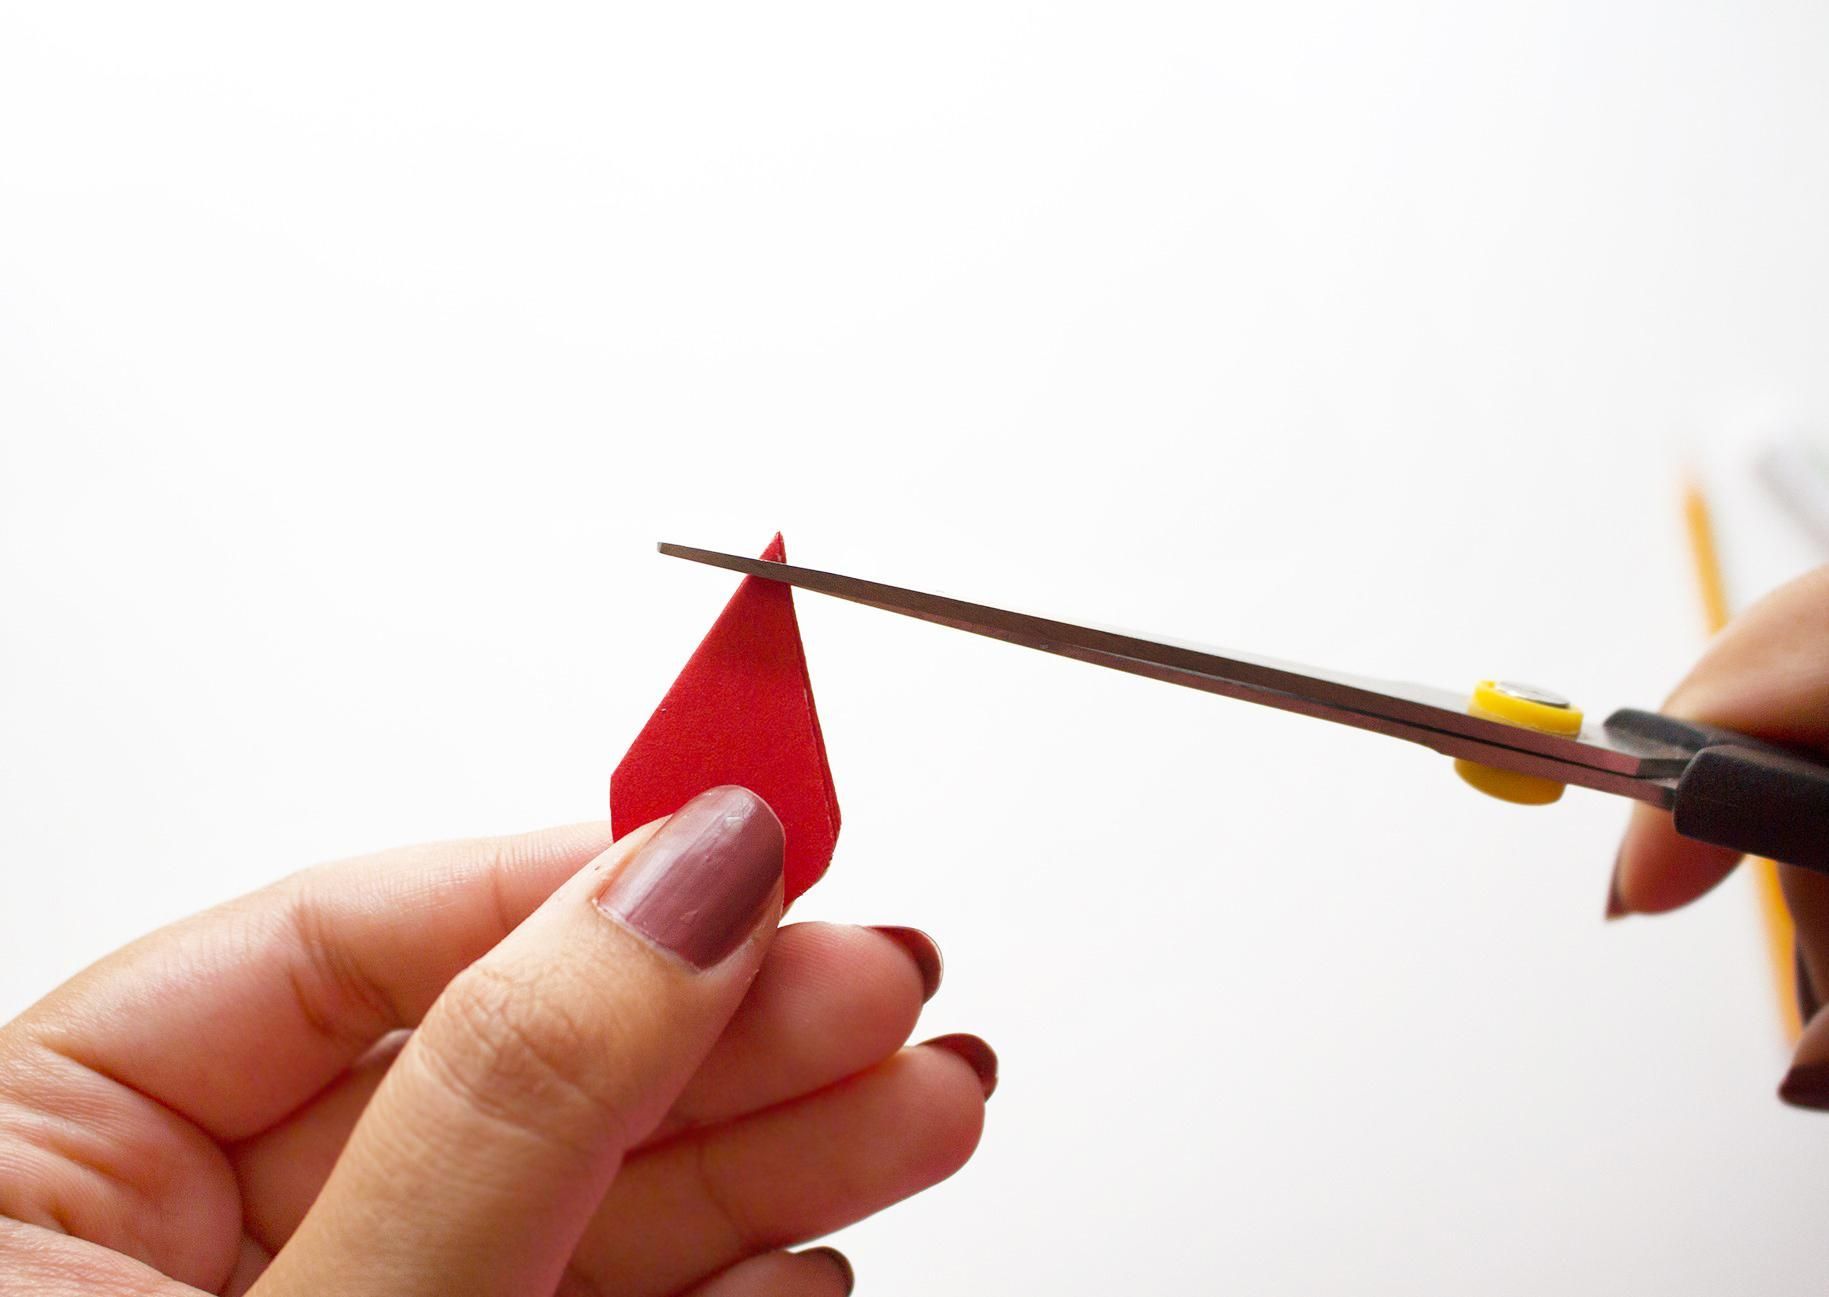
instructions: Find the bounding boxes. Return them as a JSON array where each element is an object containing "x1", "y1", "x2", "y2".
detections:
[{"x1": 612, "y1": 532, "x2": 839, "y2": 903}]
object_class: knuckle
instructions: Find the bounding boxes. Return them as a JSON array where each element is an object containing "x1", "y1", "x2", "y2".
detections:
[
  {"x1": 283, "y1": 886, "x2": 403, "y2": 1050},
  {"x1": 691, "y1": 1135, "x2": 772, "y2": 1255},
  {"x1": 416, "y1": 963, "x2": 631, "y2": 1159}
]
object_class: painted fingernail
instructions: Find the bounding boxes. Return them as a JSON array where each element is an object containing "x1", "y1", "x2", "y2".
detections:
[
  {"x1": 1778, "y1": 1062, "x2": 1829, "y2": 1111},
  {"x1": 596, "y1": 786, "x2": 783, "y2": 969},
  {"x1": 1797, "y1": 945, "x2": 1823, "y2": 1023},
  {"x1": 923, "y1": 1032, "x2": 998, "y2": 1099},
  {"x1": 871, "y1": 926, "x2": 943, "y2": 1002},
  {"x1": 1605, "y1": 849, "x2": 1628, "y2": 921},
  {"x1": 802, "y1": 1246, "x2": 855, "y2": 1294}
]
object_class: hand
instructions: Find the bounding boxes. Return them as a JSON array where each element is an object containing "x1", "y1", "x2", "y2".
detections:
[
  {"x1": 0, "y1": 786, "x2": 993, "y2": 1295},
  {"x1": 1609, "y1": 565, "x2": 1829, "y2": 1107}
]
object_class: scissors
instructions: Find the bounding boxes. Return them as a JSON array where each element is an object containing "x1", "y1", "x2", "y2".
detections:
[{"x1": 661, "y1": 542, "x2": 1829, "y2": 874}]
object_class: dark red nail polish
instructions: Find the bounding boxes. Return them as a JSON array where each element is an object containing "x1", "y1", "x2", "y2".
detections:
[
  {"x1": 1797, "y1": 945, "x2": 1823, "y2": 1023},
  {"x1": 1779, "y1": 1062, "x2": 1829, "y2": 1111},
  {"x1": 596, "y1": 786, "x2": 783, "y2": 969},
  {"x1": 803, "y1": 1246, "x2": 855, "y2": 1294},
  {"x1": 923, "y1": 1032, "x2": 998, "y2": 1100},
  {"x1": 871, "y1": 926, "x2": 943, "y2": 1002}
]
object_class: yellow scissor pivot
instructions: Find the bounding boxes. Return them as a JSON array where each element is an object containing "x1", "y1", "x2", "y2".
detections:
[{"x1": 1453, "y1": 679, "x2": 1584, "y2": 805}]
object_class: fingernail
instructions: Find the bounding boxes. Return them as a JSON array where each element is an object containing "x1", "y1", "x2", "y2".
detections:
[
  {"x1": 1605, "y1": 849, "x2": 1628, "y2": 921},
  {"x1": 923, "y1": 1032, "x2": 998, "y2": 1099},
  {"x1": 1778, "y1": 1062, "x2": 1829, "y2": 1111},
  {"x1": 871, "y1": 926, "x2": 943, "y2": 1002},
  {"x1": 802, "y1": 1246, "x2": 855, "y2": 1294},
  {"x1": 1797, "y1": 945, "x2": 1823, "y2": 1023},
  {"x1": 597, "y1": 786, "x2": 783, "y2": 969}
]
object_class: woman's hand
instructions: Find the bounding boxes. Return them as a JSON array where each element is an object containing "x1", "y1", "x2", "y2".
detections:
[
  {"x1": 0, "y1": 786, "x2": 993, "y2": 1295},
  {"x1": 1610, "y1": 565, "x2": 1829, "y2": 1107}
]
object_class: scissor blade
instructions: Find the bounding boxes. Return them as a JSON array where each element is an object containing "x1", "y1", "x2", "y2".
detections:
[{"x1": 657, "y1": 542, "x2": 1660, "y2": 779}]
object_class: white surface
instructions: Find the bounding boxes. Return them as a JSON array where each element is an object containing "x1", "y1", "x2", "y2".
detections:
[{"x1": 4, "y1": 3, "x2": 1829, "y2": 1291}]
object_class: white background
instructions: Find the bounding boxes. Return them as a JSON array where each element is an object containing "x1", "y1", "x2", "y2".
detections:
[{"x1": 5, "y1": 2, "x2": 1829, "y2": 1291}]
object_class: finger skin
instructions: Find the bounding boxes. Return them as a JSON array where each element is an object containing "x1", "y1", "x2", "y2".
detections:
[
  {"x1": 569, "y1": 1043, "x2": 986, "y2": 1297},
  {"x1": 1614, "y1": 803, "x2": 1742, "y2": 916},
  {"x1": 0, "y1": 1215, "x2": 193, "y2": 1297},
  {"x1": 656, "y1": 921, "x2": 932, "y2": 1138},
  {"x1": 0, "y1": 822, "x2": 617, "y2": 1291},
  {"x1": 243, "y1": 1033, "x2": 983, "y2": 1297},
  {"x1": 1657, "y1": 565, "x2": 1829, "y2": 746},
  {"x1": 253, "y1": 793, "x2": 784, "y2": 1297},
  {"x1": 0, "y1": 1021, "x2": 242, "y2": 1288},
  {"x1": 1615, "y1": 566, "x2": 1829, "y2": 916},
  {"x1": 11, "y1": 821, "x2": 617, "y2": 1140},
  {"x1": 234, "y1": 923, "x2": 931, "y2": 1251},
  {"x1": 232, "y1": 1035, "x2": 407, "y2": 1253},
  {"x1": 682, "y1": 1249, "x2": 854, "y2": 1297}
]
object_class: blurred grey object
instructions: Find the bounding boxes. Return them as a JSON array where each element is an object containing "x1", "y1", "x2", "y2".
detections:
[{"x1": 1757, "y1": 433, "x2": 1829, "y2": 554}]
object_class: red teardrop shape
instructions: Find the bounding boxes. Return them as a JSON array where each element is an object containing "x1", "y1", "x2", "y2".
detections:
[{"x1": 611, "y1": 535, "x2": 841, "y2": 904}]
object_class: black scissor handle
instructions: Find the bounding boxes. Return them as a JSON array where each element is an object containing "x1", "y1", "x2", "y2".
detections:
[{"x1": 1607, "y1": 708, "x2": 1829, "y2": 874}]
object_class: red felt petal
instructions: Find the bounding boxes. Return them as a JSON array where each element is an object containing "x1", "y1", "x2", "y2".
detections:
[{"x1": 611, "y1": 534, "x2": 840, "y2": 903}]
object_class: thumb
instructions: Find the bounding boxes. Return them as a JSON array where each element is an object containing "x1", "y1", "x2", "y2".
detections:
[{"x1": 254, "y1": 786, "x2": 785, "y2": 1297}]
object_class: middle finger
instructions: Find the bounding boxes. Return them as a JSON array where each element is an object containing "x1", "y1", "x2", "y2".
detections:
[{"x1": 233, "y1": 921, "x2": 937, "y2": 1249}]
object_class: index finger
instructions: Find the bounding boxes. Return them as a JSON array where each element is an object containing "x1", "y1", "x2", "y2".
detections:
[{"x1": 4, "y1": 820, "x2": 618, "y2": 1140}]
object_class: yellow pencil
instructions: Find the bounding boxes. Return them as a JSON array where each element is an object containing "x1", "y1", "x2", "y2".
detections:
[{"x1": 1683, "y1": 477, "x2": 1801, "y2": 1042}]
